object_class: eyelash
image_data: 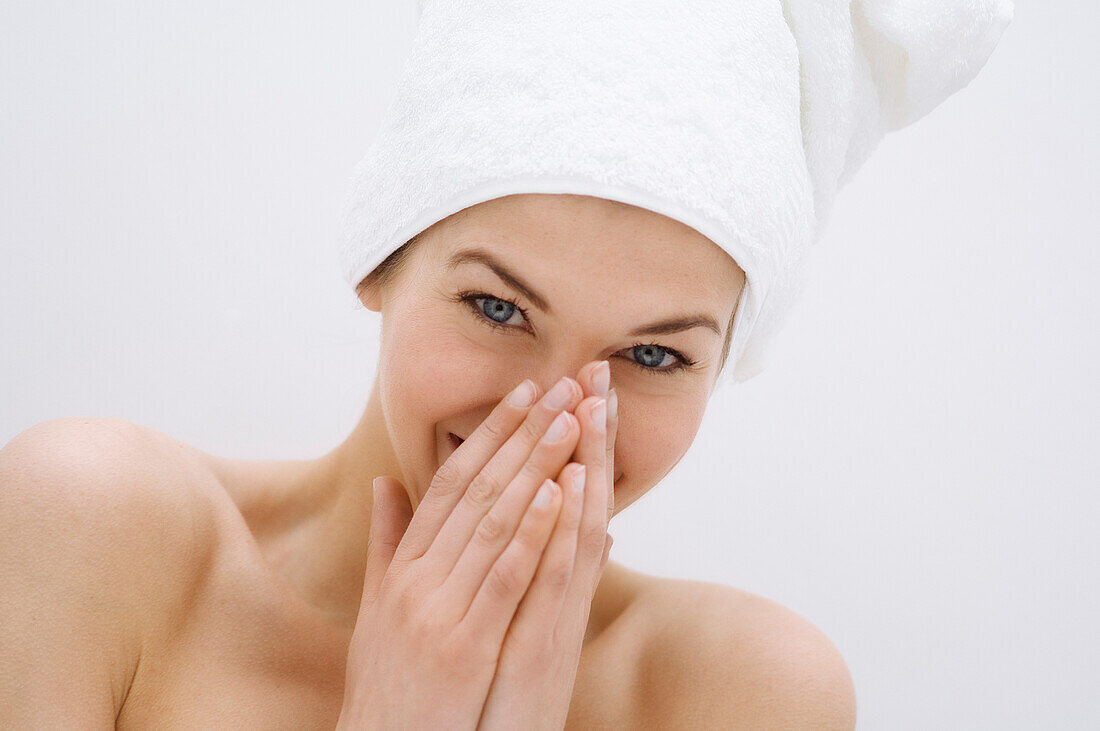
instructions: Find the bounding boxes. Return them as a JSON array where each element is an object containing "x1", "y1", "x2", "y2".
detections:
[{"x1": 452, "y1": 290, "x2": 700, "y2": 376}]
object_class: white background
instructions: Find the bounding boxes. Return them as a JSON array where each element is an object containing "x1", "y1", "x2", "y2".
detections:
[{"x1": 2, "y1": 2, "x2": 1096, "y2": 728}]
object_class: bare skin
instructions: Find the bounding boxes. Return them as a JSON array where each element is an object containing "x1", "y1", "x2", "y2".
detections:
[
  {"x1": 2, "y1": 194, "x2": 856, "y2": 728},
  {"x1": 118, "y1": 193, "x2": 748, "y2": 725},
  {"x1": 102, "y1": 416, "x2": 649, "y2": 729}
]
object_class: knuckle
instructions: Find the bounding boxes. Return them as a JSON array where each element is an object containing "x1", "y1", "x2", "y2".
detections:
[
  {"x1": 401, "y1": 566, "x2": 441, "y2": 610},
  {"x1": 511, "y1": 516, "x2": 543, "y2": 551},
  {"x1": 474, "y1": 508, "x2": 509, "y2": 545},
  {"x1": 430, "y1": 458, "x2": 462, "y2": 493},
  {"x1": 415, "y1": 596, "x2": 464, "y2": 652},
  {"x1": 391, "y1": 577, "x2": 422, "y2": 618},
  {"x1": 485, "y1": 559, "x2": 522, "y2": 599},
  {"x1": 414, "y1": 604, "x2": 448, "y2": 641},
  {"x1": 518, "y1": 414, "x2": 549, "y2": 444},
  {"x1": 542, "y1": 560, "x2": 573, "y2": 590},
  {"x1": 503, "y1": 637, "x2": 554, "y2": 679},
  {"x1": 580, "y1": 525, "x2": 608, "y2": 557},
  {"x1": 480, "y1": 415, "x2": 511, "y2": 444},
  {"x1": 430, "y1": 631, "x2": 475, "y2": 675},
  {"x1": 409, "y1": 602, "x2": 437, "y2": 637},
  {"x1": 452, "y1": 621, "x2": 499, "y2": 667},
  {"x1": 465, "y1": 472, "x2": 503, "y2": 506}
]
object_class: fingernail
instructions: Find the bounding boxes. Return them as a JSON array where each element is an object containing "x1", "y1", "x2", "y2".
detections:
[
  {"x1": 593, "y1": 361, "x2": 610, "y2": 398},
  {"x1": 533, "y1": 479, "x2": 554, "y2": 508},
  {"x1": 543, "y1": 411, "x2": 572, "y2": 443},
  {"x1": 590, "y1": 399, "x2": 606, "y2": 434},
  {"x1": 507, "y1": 379, "x2": 537, "y2": 407},
  {"x1": 572, "y1": 465, "x2": 586, "y2": 493},
  {"x1": 607, "y1": 389, "x2": 618, "y2": 421},
  {"x1": 546, "y1": 377, "x2": 573, "y2": 410}
]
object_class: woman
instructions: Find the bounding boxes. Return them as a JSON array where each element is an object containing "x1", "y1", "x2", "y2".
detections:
[
  {"x1": 2, "y1": 192, "x2": 839, "y2": 729},
  {"x1": 1, "y1": 0, "x2": 1012, "y2": 727}
]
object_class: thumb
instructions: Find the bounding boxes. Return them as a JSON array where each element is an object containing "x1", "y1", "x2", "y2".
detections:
[{"x1": 360, "y1": 476, "x2": 414, "y2": 608}]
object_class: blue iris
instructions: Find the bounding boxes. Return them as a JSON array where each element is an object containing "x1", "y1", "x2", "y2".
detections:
[
  {"x1": 481, "y1": 297, "x2": 516, "y2": 323},
  {"x1": 633, "y1": 344, "x2": 670, "y2": 368}
]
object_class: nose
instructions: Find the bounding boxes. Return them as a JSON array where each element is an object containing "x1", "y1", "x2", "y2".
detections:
[{"x1": 526, "y1": 355, "x2": 604, "y2": 400}]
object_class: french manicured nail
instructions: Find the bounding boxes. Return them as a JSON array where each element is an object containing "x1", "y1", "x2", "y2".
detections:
[
  {"x1": 533, "y1": 479, "x2": 554, "y2": 508},
  {"x1": 592, "y1": 361, "x2": 610, "y2": 398},
  {"x1": 543, "y1": 411, "x2": 572, "y2": 442},
  {"x1": 607, "y1": 389, "x2": 618, "y2": 421},
  {"x1": 572, "y1": 465, "x2": 587, "y2": 493},
  {"x1": 546, "y1": 377, "x2": 573, "y2": 410},
  {"x1": 590, "y1": 399, "x2": 606, "y2": 434},
  {"x1": 508, "y1": 379, "x2": 537, "y2": 407}
]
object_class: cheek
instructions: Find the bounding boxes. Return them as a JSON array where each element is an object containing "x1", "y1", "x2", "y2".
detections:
[
  {"x1": 379, "y1": 305, "x2": 518, "y2": 407},
  {"x1": 612, "y1": 395, "x2": 706, "y2": 512},
  {"x1": 376, "y1": 301, "x2": 530, "y2": 492},
  {"x1": 376, "y1": 306, "x2": 468, "y2": 489}
]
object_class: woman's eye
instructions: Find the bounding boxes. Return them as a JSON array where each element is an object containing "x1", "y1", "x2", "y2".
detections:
[
  {"x1": 459, "y1": 291, "x2": 694, "y2": 375},
  {"x1": 629, "y1": 344, "x2": 680, "y2": 370},
  {"x1": 472, "y1": 295, "x2": 526, "y2": 327}
]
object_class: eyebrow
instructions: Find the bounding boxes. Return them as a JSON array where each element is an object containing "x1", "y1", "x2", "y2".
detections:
[{"x1": 444, "y1": 246, "x2": 723, "y2": 339}]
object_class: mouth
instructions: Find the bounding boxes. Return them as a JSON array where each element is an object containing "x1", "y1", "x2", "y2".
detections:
[{"x1": 448, "y1": 432, "x2": 623, "y2": 485}]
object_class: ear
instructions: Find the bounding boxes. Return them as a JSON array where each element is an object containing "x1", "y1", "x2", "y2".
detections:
[{"x1": 357, "y1": 279, "x2": 383, "y2": 312}]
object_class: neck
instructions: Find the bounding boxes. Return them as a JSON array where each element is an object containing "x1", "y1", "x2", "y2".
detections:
[
  {"x1": 217, "y1": 375, "x2": 618, "y2": 641},
  {"x1": 213, "y1": 374, "x2": 403, "y2": 631},
  {"x1": 311, "y1": 375, "x2": 408, "y2": 627}
]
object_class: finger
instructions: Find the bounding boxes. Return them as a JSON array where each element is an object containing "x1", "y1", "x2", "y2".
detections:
[
  {"x1": 494, "y1": 461, "x2": 587, "y2": 647},
  {"x1": 605, "y1": 388, "x2": 618, "y2": 523},
  {"x1": 360, "y1": 476, "x2": 414, "y2": 609},
  {"x1": 393, "y1": 378, "x2": 543, "y2": 563},
  {"x1": 438, "y1": 410, "x2": 581, "y2": 613},
  {"x1": 564, "y1": 395, "x2": 609, "y2": 599},
  {"x1": 459, "y1": 478, "x2": 563, "y2": 646},
  {"x1": 423, "y1": 377, "x2": 582, "y2": 577},
  {"x1": 576, "y1": 359, "x2": 610, "y2": 402},
  {"x1": 574, "y1": 360, "x2": 616, "y2": 524}
]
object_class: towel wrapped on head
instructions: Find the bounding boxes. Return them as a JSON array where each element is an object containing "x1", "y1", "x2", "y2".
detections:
[{"x1": 338, "y1": 0, "x2": 1013, "y2": 386}]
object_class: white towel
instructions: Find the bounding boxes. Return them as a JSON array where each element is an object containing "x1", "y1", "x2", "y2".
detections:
[{"x1": 338, "y1": 0, "x2": 1013, "y2": 386}]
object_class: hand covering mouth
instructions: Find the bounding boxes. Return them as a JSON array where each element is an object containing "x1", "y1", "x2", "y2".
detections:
[{"x1": 449, "y1": 432, "x2": 623, "y2": 485}]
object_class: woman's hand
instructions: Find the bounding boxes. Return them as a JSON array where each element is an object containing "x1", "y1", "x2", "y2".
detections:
[
  {"x1": 477, "y1": 360, "x2": 620, "y2": 731},
  {"x1": 337, "y1": 375, "x2": 586, "y2": 730}
]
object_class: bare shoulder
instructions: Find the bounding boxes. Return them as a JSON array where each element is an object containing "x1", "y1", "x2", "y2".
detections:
[
  {"x1": 0, "y1": 417, "x2": 222, "y2": 720},
  {"x1": 631, "y1": 573, "x2": 857, "y2": 730},
  {"x1": 0, "y1": 416, "x2": 221, "y2": 558}
]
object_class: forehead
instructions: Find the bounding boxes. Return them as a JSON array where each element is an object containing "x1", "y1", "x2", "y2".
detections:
[{"x1": 421, "y1": 194, "x2": 745, "y2": 306}]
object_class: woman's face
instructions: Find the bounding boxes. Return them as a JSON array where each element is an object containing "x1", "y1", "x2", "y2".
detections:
[{"x1": 361, "y1": 193, "x2": 745, "y2": 516}]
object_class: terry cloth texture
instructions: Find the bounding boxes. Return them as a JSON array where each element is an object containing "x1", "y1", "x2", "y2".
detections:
[{"x1": 338, "y1": 0, "x2": 1013, "y2": 386}]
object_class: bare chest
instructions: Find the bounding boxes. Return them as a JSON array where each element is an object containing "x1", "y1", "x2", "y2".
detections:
[
  {"x1": 115, "y1": 529, "x2": 643, "y2": 728},
  {"x1": 114, "y1": 526, "x2": 349, "y2": 728}
]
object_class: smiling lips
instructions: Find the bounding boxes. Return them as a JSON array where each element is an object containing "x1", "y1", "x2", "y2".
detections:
[{"x1": 446, "y1": 433, "x2": 622, "y2": 485}]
